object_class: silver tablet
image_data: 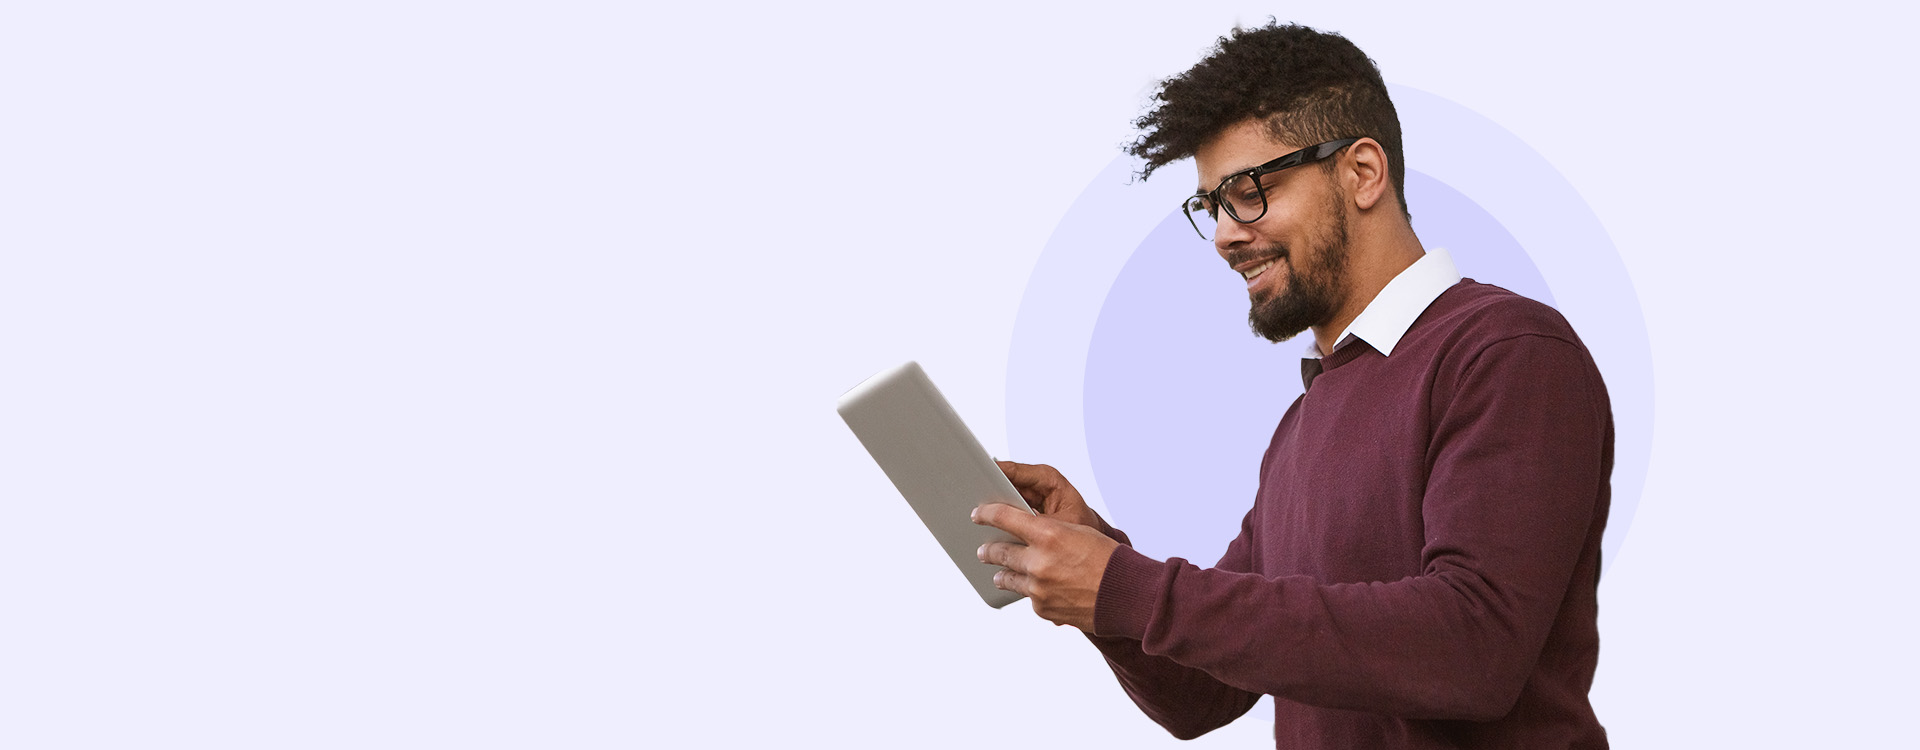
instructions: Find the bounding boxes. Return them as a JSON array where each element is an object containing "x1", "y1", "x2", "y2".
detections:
[{"x1": 837, "y1": 361, "x2": 1036, "y2": 609}]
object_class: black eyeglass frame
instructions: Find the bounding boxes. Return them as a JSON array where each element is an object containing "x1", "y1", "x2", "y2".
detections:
[{"x1": 1182, "y1": 137, "x2": 1362, "y2": 240}]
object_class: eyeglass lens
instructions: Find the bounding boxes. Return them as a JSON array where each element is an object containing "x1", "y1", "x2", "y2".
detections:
[
  {"x1": 1184, "y1": 195, "x2": 1219, "y2": 240},
  {"x1": 1183, "y1": 172, "x2": 1267, "y2": 241}
]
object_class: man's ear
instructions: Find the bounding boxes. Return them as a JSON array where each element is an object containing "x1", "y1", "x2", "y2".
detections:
[{"x1": 1345, "y1": 138, "x2": 1391, "y2": 212}]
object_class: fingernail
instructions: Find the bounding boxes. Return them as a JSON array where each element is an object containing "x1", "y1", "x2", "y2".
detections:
[
  {"x1": 976, "y1": 544, "x2": 988, "y2": 560},
  {"x1": 969, "y1": 507, "x2": 979, "y2": 522}
]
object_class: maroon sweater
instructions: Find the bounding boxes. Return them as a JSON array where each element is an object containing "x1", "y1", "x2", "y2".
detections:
[{"x1": 1089, "y1": 281, "x2": 1612, "y2": 749}]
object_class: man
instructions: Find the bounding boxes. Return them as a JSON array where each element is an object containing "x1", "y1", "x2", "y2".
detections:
[{"x1": 972, "y1": 23, "x2": 1613, "y2": 749}]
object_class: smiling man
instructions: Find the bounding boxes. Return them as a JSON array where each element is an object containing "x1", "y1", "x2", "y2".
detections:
[{"x1": 973, "y1": 23, "x2": 1614, "y2": 749}]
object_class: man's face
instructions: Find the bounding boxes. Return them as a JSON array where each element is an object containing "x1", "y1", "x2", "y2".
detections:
[{"x1": 1193, "y1": 119, "x2": 1351, "y2": 344}]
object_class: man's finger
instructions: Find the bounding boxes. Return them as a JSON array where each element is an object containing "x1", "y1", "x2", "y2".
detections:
[
  {"x1": 976, "y1": 541, "x2": 1031, "y2": 572},
  {"x1": 997, "y1": 461, "x2": 1061, "y2": 493},
  {"x1": 992, "y1": 568, "x2": 1033, "y2": 596},
  {"x1": 972, "y1": 502, "x2": 1048, "y2": 542}
]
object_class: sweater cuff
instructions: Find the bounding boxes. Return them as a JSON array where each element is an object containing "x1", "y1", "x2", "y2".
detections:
[{"x1": 1092, "y1": 543, "x2": 1165, "y2": 640}]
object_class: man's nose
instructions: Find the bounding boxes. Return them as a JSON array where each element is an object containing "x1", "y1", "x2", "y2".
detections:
[{"x1": 1214, "y1": 214, "x2": 1256, "y2": 258}]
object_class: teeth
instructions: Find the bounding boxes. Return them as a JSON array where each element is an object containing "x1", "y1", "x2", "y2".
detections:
[{"x1": 1242, "y1": 261, "x2": 1273, "y2": 280}]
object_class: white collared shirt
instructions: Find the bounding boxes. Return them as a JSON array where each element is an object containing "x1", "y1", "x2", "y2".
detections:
[{"x1": 1305, "y1": 248, "x2": 1463, "y2": 360}]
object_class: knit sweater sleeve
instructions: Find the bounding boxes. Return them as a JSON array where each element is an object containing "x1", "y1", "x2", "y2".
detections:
[
  {"x1": 1082, "y1": 517, "x2": 1263, "y2": 739},
  {"x1": 1090, "y1": 333, "x2": 1610, "y2": 721}
]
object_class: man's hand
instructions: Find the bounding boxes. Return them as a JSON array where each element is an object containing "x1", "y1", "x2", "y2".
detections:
[
  {"x1": 973, "y1": 502, "x2": 1119, "y2": 632},
  {"x1": 996, "y1": 461, "x2": 1115, "y2": 537}
]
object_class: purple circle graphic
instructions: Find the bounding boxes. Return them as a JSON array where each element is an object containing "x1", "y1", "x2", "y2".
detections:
[
  {"x1": 1084, "y1": 170, "x2": 1559, "y2": 565},
  {"x1": 1007, "y1": 84, "x2": 1652, "y2": 579}
]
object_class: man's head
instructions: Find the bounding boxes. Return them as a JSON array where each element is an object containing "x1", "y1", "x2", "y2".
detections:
[{"x1": 1129, "y1": 23, "x2": 1411, "y2": 344}]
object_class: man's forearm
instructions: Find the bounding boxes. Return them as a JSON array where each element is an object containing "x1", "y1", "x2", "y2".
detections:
[
  {"x1": 1082, "y1": 526, "x2": 1262, "y2": 739},
  {"x1": 1085, "y1": 629, "x2": 1263, "y2": 740}
]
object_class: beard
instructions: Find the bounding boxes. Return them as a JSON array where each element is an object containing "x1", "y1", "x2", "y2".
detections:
[{"x1": 1246, "y1": 197, "x2": 1352, "y2": 344}]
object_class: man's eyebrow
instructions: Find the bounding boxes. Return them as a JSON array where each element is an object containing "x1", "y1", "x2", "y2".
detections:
[{"x1": 1198, "y1": 162, "x2": 1263, "y2": 194}]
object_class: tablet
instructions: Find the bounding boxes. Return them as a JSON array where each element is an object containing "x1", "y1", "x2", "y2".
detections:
[{"x1": 837, "y1": 361, "x2": 1036, "y2": 609}]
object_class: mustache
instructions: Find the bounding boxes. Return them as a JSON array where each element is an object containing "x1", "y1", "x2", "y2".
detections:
[{"x1": 1225, "y1": 245, "x2": 1290, "y2": 268}]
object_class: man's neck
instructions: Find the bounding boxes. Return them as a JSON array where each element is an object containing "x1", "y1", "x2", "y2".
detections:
[{"x1": 1311, "y1": 240, "x2": 1427, "y2": 356}]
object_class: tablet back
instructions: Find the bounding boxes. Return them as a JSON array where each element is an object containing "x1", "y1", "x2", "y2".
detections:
[{"x1": 837, "y1": 361, "x2": 1034, "y2": 609}]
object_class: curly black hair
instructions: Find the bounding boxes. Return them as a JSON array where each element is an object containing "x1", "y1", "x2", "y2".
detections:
[{"x1": 1128, "y1": 22, "x2": 1408, "y2": 220}]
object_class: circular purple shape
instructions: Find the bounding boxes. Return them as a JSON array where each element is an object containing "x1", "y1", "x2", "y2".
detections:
[
  {"x1": 1084, "y1": 170, "x2": 1558, "y2": 565},
  {"x1": 1007, "y1": 84, "x2": 1652, "y2": 578}
]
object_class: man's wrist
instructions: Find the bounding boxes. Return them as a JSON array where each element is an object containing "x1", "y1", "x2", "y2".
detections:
[{"x1": 1092, "y1": 544, "x2": 1161, "y2": 639}]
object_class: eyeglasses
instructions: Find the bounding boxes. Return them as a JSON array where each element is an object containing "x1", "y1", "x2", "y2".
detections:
[{"x1": 1181, "y1": 137, "x2": 1360, "y2": 241}]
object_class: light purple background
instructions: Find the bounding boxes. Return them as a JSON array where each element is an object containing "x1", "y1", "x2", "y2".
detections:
[{"x1": 3, "y1": 3, "x2": 1916, "y2": 748}]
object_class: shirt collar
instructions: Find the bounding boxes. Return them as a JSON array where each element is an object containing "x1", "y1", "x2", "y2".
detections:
[{"x1": 1304, "y1": 248, "x2": 1463, "y2": 360}]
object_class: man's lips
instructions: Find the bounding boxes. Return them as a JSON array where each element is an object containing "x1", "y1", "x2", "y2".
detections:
[{"x1": 1236, "y1": 254, "x2": 1286, "y2": 291}]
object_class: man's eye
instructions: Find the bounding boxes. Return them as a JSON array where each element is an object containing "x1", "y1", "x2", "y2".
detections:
[{"x1": 1221, "y1": 174, "x2": 1262, "y2": 204}]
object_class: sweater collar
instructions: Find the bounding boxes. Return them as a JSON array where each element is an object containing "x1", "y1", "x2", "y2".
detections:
[{"x1": 1304, "y1": 248, "x2": 1463, "y2": 361}]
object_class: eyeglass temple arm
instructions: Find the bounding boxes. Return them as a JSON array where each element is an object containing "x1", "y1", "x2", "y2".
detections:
[{"x1": 1317, "y1": 137, "x2": 1362, "y2": 158}]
